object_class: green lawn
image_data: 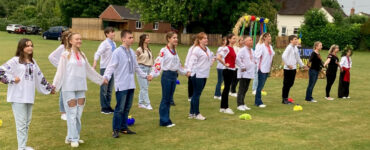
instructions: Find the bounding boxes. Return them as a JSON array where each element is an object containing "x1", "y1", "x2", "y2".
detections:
[{"x1": 0, "y1": 31, "x2": 370, "y2": 150}]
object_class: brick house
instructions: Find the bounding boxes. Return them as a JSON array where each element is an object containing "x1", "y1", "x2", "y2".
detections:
[{"x1": 99, "y1": 5, "x2": 171, "y2": 33}]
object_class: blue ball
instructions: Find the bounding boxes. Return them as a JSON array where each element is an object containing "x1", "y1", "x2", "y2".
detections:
[
  {"x1": 127, "y1": 118, "x2": 135, "y2": 126},
  {"x1": 176, "y1": 80, "x2": 180, "y2": 85}
]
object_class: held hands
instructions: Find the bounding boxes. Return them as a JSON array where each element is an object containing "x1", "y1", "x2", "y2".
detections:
[
  {"x1": 303, "y1": 65, "x2": 309, "y2": 70},
  {"x1": 241, "y1": 68, "x2": 247, "y2": 72},
  {"x1": 288, "y1": 65, "x2": 293, "y2": 69},
  {"x1": 103, "y1": 79, "x2": 109, "y2": 85},
  {"x1": 50, "y1": 86, "x2": 56, "y2": 94},
  {"x1": 147, "y1": 75, "x2": 153, "y2": 81},
  {"x1": 186, "y1": 72, "x2": 191, "y2": 77},
  {"x1": 14, "y1": 77, "x2": 20, "y2": 84},
  {"x1": 225, "y1": 63, "x2": 230, "y2": 68}
]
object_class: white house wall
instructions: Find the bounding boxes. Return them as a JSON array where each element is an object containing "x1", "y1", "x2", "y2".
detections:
[
  {"x1": 277, "y1": 8, "x2": 334, "y2": 36},
  {"x1": 277, "y1": 14, "x2": 305, "y2": 36}
]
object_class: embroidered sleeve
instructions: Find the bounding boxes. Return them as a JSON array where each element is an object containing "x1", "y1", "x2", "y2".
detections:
[
  {"x1": 150, "y1": 49, "x2": 165, "y2": 78},
  {"x1": 34, "y1": 62, "x2": 53, "y2": 94},
  {"x1": 0, "y1": 58, "x2": 17, "y2": 84}
]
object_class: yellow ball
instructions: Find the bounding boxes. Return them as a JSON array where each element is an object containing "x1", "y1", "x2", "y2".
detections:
[
  {"x1": 0, "y1": 119, "x2": 3, "y2": 127},
  {"x1": 244, "y1": 16, "x2": 250, "y2": 21},
  {"x1": 256, "y1": 17, "x2": 260, "y2": 21},
  {"x1": 264, "y1": 18, "x2": 269, "y2": 23},
  {"x1": 261, "y1": 91, "x2": 267, "y2": 96},
  {"x1": 221, "y1": 85, "x2": 224, "y2": 90}
]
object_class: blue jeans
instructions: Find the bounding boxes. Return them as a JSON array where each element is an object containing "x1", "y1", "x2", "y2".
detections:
[
  {"x1": 100, "y1": 68, "x2": 114, "y2": 111},
  {"x1": 159, "y1": 71, "x2": 177, "y2": 126},
  {"x1": 62, "y1": 91, "x2": 85, "y2": 142},
  {"x1": 305, "y1": 69, "x2": 319, "y2": 100},
  {"x1": 190, "y1": 76, "x2": 207, "y2": 115},
  {"x1": 137, "y1": 65, "x2": 151, "y2": 106},
  {"x1": 59, "y1": 89, "x2": 65, "y2": 113},
  {"x1": 113, "y1": 89, "x2": 134, "y2": 131},
  {"x1": 252, "y1": 66, "x2": 258, "y2": 91},
  {"x1": 255, "y1": 70, "x2": 268, "y2": 106},
  {"x1": 214, "y1": 69, "x2": 223, "y2": 96},
  {"x1": 12, "y1": 103, "x2": 33, "y2": 149}
]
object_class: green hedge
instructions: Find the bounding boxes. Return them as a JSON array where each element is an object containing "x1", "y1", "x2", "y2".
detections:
[{"x1": 301, "y1": 23, "x2": 361, "y2": 50}]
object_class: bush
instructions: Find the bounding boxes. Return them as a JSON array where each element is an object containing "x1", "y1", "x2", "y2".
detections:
[
  {"x1": 0, "y1": 18, "x2": 15, "y2": 31},
  {"x1": 300, "y1": 9, "x2": 362, "y2": 50},
  {"x1": 360, "y1": 19, "x2": 370, "y2": 50}
]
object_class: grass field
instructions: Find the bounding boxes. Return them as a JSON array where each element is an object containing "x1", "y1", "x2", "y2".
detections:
[{"x1": 0, "y1": 31, "x2": 370, "y2": 150}]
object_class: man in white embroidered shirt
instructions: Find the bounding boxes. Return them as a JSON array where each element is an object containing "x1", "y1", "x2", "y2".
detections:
[
  {"x1": 103, "y1": 30, "x2": 152, "y2": 138},
  {"x1": 281, "y1": 35, "x2": 308, "y2": 104},
  {"x1": 93, "y1": 27, "x2": 116, "y2": 114}
]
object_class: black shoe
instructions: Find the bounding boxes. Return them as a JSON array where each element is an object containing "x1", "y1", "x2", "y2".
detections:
[
  {"x1": 170, "y1": 102, "x2": 176, "y2": 106},
  {"x1": 120, "y1": 129, "x2": 136, "y2": 134},
  {"x1": 112, "y1": 130, "x2": 119, "y2": 138},
  {"x1": 108, "y1": 107, "x2": 115, "y2": 113}
]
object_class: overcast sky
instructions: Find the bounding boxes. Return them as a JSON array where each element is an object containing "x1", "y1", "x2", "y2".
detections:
[{"x1": 337, "y1": 0, "x2": 370, "y2": 15}]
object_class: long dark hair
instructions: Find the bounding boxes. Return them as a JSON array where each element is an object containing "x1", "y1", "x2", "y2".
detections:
[
  {"x1": 226, "y1": 33, "x2": 234, "y2": 46},
  {"x1": 16, "y1": 38, "x2": 34, "y2": 64},
  {"x1": 138, "y1": 34, "x2": 151, "y2": 59}
]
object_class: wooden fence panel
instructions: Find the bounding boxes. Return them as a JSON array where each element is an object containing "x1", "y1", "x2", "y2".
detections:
[{"x1": 70, "y1": 29, "x2": 223, "y2": 46}]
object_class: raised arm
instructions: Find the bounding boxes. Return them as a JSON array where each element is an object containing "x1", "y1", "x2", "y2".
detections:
[{"x1": 48, "y1": 45, "x2": 64, "y2": 68}]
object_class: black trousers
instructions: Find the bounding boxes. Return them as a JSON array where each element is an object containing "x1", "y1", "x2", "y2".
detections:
[
  {"x1": 231, "y1": 68, "x2": 239, "y2": 93},
  {"x1": 237, "y1": 78, "x2": 251, "y2": 106},
  {"x1": 282, "y1": 69, "x2": 296, "y2": 99},
  {"x1": 338, "y1": 71, "x2": 350, "y2": 98},
  {"x1": 325, "y1": 73, "x2": 336, "y2": 97},
  {"x1": 188, "y1": 76, "x2": 193, "y2": 99},
  {"x1": 221, "y1": 69, "x2": 236, "y2": 108}
]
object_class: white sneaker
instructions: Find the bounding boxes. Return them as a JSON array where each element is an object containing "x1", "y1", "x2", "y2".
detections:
[
  {"x1": 166, "y1": 124, "x2": 176, "y2": 128},
  {"x1": 307, "y1": 99, "x2": 317, "y2": 102},
  {"x1": 237, "y1": 105, "x2": 246, "y2": 111},
  {"x1": 219, "y1": 108, "x2": 226, "y2": 113},
  {"x1": 258, "y1": 104, "x2": 266, "y2": 108},
  {"x1": 71, "y1": 142, "x2": 79, "y2": 147},
  {"x1": 252, "y1": 90, "x2": 256, "y2": 95},
  {"x1": 213, "y1": 96, "x2": 221, "y2": 100},
  {"x1": 188, "y1": 114, "x2": 195, "y2": 119},
  {"x1": 342, "y1": 97, "x2": 347, "y2": 99},
  {"x1": 194, "y1": 114, "x2": 206, "y2": 120},
  {"x1": 146, "y1": 105, "x2": 153, "y2": 110},
  {"x1": 230, "y1": 93, "x2": 237, "y2": 97},
  {"x1": 224, "y1": 108, "x2": 234, "y2": 114},
  {"x1": 188, "y1": 98, "x2": 191, "y2": 102},
  {"x1": 347, "y1": 96, "x2": 351, "y2": 99},
  {"x1": 138, "y1": 104, "x2": 147, "y2": 109},
  {"x1": 65, "y1": 139, "x2": 84, "y2": 144},
  {"x1": 25, "y1": 147, "x2": 34, "y2": 150},
  {"x1": 243, "y1": 105, "x2": 251, "y2": 110},
  {"x1": 325, "y1": 97, "x2": 334, "y2": 100},
  {"x1": 61, "y1": 113, "x2": 67, "y2": 121}
]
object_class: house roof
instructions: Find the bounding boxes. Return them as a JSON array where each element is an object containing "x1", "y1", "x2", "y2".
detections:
[
  {"x1": 110, "y1": 5, "x2": 140, "y2": 20},
  {"x1": 324, "y1": 7, "x2": 347, "y2": 17},
  {"x1": 277, "y1": 0, "x2": 322, "y2": 15},
  {"x1": 358, "y1": 12, "x2": 370, "y2": 17}
]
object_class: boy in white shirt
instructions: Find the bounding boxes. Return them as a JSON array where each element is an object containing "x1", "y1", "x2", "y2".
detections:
[
  {"x1": 281, "y1": 35, "x2": 308, "y2": 104},
  {"x1": 93, "y1": 27, "x2": 116, "y2": 114},
  {"x1": 103, "y1": 30, "x2": 152, "y2": 138}
]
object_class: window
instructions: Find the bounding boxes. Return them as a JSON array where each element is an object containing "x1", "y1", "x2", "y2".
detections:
[
  {"x1": 153, "y1": 22, "x2": 159, "y2": 30},
  {"x1": 136, "y1": 21, "x2": 142, "y2": 29},
  {"x1": 281, "y1": 27, "x2": 286, "y2": 36},
  {"x1": 293, "y1": 28, "x2": 299, "y2": 35}
]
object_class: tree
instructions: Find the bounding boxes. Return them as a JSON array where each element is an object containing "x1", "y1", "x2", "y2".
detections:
[
  {"x1": 302, "y1": 8, "x2": 328, "y2": 29},
  {"x1": 0, "y1": 2, "x2": 7, "y2": 17},
  {"x1": 322, "y1": 0, "x2": 341, "y2": 9},
  {"x1": 60, "y1": 0, "x2": 128, "y2": 26}
]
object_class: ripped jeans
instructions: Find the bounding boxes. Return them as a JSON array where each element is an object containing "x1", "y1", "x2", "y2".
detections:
[{"x1": 62, "y1": 91, "x2": 86, "y2": 142}]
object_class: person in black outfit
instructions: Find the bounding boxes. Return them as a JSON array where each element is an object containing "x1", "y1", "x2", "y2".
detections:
[
  {"x1": 323, "y1": 44, "x2": 340, "y2": 100},
  {"x1": 305, "y1": 41, "x2": 324, "y2": 102}
]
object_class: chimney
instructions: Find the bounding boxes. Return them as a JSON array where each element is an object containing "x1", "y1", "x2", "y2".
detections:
[{"x1": 350, "y1": 7, "x2": 355, "y2": 15}]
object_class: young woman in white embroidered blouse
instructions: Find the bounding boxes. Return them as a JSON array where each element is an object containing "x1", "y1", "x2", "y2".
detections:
[
  {"x1": 48, "y1": 30, "x2": 71, "y2": 121},
  {"x1": 52, "y1": 33, "x2": 106, "y2": 148},
  {"x1": 151, "y1": 31, "x2": 190, "y2": 127},
  {"x1": 0, "y1": 38, "x2": 55, "y2": 150}
]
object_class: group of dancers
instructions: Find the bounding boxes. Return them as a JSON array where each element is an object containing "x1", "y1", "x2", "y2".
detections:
[{"x1": 0, "y1": 27, "x2": 353, "y2": 149}]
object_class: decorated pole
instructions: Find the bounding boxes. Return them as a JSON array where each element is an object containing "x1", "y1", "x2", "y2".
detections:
[{"x1": 260, "y1": 18, "x2": 264, "y2": 35}]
